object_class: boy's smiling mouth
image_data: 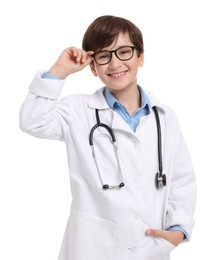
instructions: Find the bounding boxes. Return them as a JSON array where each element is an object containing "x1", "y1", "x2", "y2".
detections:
[{"x1": 108, "y1": 71, "x2": 127, "y2": 78}]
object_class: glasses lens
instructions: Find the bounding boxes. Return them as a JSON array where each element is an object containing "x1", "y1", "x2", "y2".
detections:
[
  {"x1": 94, "y1": 51, "x2": 111, "y2": 65},
  {"x1": 116, "y1": 46, "x2": 134, "y2": 61}
]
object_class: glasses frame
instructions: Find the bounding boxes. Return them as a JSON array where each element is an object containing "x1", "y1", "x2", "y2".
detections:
[{"x1": 93, "y1": 45, "x2": 136, "y2": 65}]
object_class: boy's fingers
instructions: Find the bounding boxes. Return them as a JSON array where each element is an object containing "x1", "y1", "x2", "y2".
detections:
[{"x1": 146, "y1": 229, "x2": 168, "y2": 239}]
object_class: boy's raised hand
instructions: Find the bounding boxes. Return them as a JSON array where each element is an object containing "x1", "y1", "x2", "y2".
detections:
[{"x1": 48, "y1": 47, "x2": 94, "y2": 79}]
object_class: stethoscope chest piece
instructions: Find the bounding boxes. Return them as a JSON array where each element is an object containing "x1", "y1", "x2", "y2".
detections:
[{"x1": 156, "y1": 172, "x2": 167, "y2": 188}]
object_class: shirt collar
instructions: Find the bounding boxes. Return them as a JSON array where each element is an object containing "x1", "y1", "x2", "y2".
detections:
[
  {"x1": 87, "y1": 86, "x2": 166, "y2": 114},
  {"x1": 103, "y1": 86, "x2": 150, "y2": 111}
]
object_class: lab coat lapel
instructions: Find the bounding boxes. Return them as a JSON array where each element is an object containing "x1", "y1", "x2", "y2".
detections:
[
  {"x1": 87, "y1": 87, "x2": 109, "y2": 110},
  {"x1": 88, "y1": 87, "x2": 135, "y2": 134},
  {"x1": 111, "y1": 111, "x2": 135, "y2": 134}
]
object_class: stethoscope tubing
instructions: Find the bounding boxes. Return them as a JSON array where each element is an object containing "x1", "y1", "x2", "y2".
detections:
[
  {"x1": 89, "y1": 106, "x2": 166, "y2": 189},
  {"x1": 153, "y1": 106, "x2": 163, "y2": 174},
  {"x1": 89, "y1": 109, "x2": 116, "y2": 145},
  {"x1": 89, "y1": 109, "x2": 124, "y2": 189}
]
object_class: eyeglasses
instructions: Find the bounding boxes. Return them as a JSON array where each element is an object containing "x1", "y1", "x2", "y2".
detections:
[{"x1": 93, "y1": 46, "x2": 136, "y2": 65}]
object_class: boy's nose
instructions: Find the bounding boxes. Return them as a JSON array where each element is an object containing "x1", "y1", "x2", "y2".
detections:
[{"x1": 108, "y1": 54, "x2": 122, "y2": 68}]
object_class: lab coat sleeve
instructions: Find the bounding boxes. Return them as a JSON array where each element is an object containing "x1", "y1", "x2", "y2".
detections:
[
  {"x1": 165, "y1": 126, "x2": 197, "y2": 241},
  {"x1": 19, "y1": 71, "x2": 66, "y2": 140}
]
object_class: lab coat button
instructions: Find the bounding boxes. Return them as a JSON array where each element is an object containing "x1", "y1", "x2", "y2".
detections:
[
  {"x1": 128, "y1": 247, "x2": 137, "y2": 253},
  {"x1": 135, "y1": 214, "x2": 142, "y2": 221},
  {"x1": 133, "y1": 177, "x2": 140, "y2": 183},
  {"x1": 133, "y1": 140, "x2": 138, "y2": 145}
]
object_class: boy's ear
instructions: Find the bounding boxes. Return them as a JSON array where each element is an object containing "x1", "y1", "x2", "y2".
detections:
[
  {"x1": 138, "y1": 53, "x2": 144, "y2": 67},
  {"x1": 90, "y1": 62, "x2": 98, "y2": 77}
]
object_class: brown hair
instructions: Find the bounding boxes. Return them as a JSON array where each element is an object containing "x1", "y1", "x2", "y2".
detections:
[{"x1": 82, "y1": 15, "x2": 144, "y2": 55}]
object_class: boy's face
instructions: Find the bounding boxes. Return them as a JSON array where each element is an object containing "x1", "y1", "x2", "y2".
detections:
[{"x1": 90, "y1": 33, "x2": 144, "y2": 93}]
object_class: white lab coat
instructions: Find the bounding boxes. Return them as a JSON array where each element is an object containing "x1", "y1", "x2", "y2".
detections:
[{"x1": 19, "y1": 71, "x2": 196, "y2": 260}]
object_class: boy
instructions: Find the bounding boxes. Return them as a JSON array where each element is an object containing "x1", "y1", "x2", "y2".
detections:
[{"x1": 20, "y1": 15, "x2": 196, "y2": 260}]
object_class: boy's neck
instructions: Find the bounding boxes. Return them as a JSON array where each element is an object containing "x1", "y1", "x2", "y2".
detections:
[{"x1": 111, "y1": 86, "x2": 141, "y2": 116}]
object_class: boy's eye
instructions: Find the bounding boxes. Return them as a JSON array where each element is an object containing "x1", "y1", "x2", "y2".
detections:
[
  {"x1": 118, "y1": 48, "x2": 132, "y2": 56},
  {"x1": 120, "y1": 50, "x2": 129, "y2": 55},
  {"x1": 97, "y1": 52, "x2": 110, "y2": 60}
]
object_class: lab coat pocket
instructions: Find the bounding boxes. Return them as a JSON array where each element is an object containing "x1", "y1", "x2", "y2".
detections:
[
  {"x1": 146, "y1": 237, "x2": 176, "y2": 260},
  {"x1": 69, "y1": 208, "x2": 118, "y2": 260},
  {"x1": 154, "y1": 237, "x2": 176, "y2": 252}
]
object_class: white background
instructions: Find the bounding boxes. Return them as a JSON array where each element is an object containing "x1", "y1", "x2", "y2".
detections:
[{"x1": 0, "y1": 0, "x2": 221, "y2": 259}]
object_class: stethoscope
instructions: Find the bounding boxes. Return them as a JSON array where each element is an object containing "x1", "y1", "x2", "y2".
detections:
[{"x1": 89, "y1": 106, "x2": 166, "y2": 190}]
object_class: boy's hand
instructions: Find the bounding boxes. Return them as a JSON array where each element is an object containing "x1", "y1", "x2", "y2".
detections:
[
  {"x1": 146, "y1": 229, "x2": 184, "y2": 246},
  {"x1": 48, "y1": 47, "x2": 94, "y2": 79}
]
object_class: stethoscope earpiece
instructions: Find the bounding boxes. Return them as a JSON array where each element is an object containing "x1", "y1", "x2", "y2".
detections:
[
  {"x1": 103, "y1": 182, "x2": 125, "y2": 190},
  {"x1": 103, "y1": 184, "x2": 110, "y2": 189},
  {"x1": 119, "y1": 182, "x2": 125, "y2": 188}
]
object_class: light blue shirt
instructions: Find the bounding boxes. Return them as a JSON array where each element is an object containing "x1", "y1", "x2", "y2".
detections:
[
  {"x1": 103, "y1": 87, "x2": 150, "y2": 132},
  {"x1": 42, "y1": 72, "x2": 187, "y2": 238}
]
